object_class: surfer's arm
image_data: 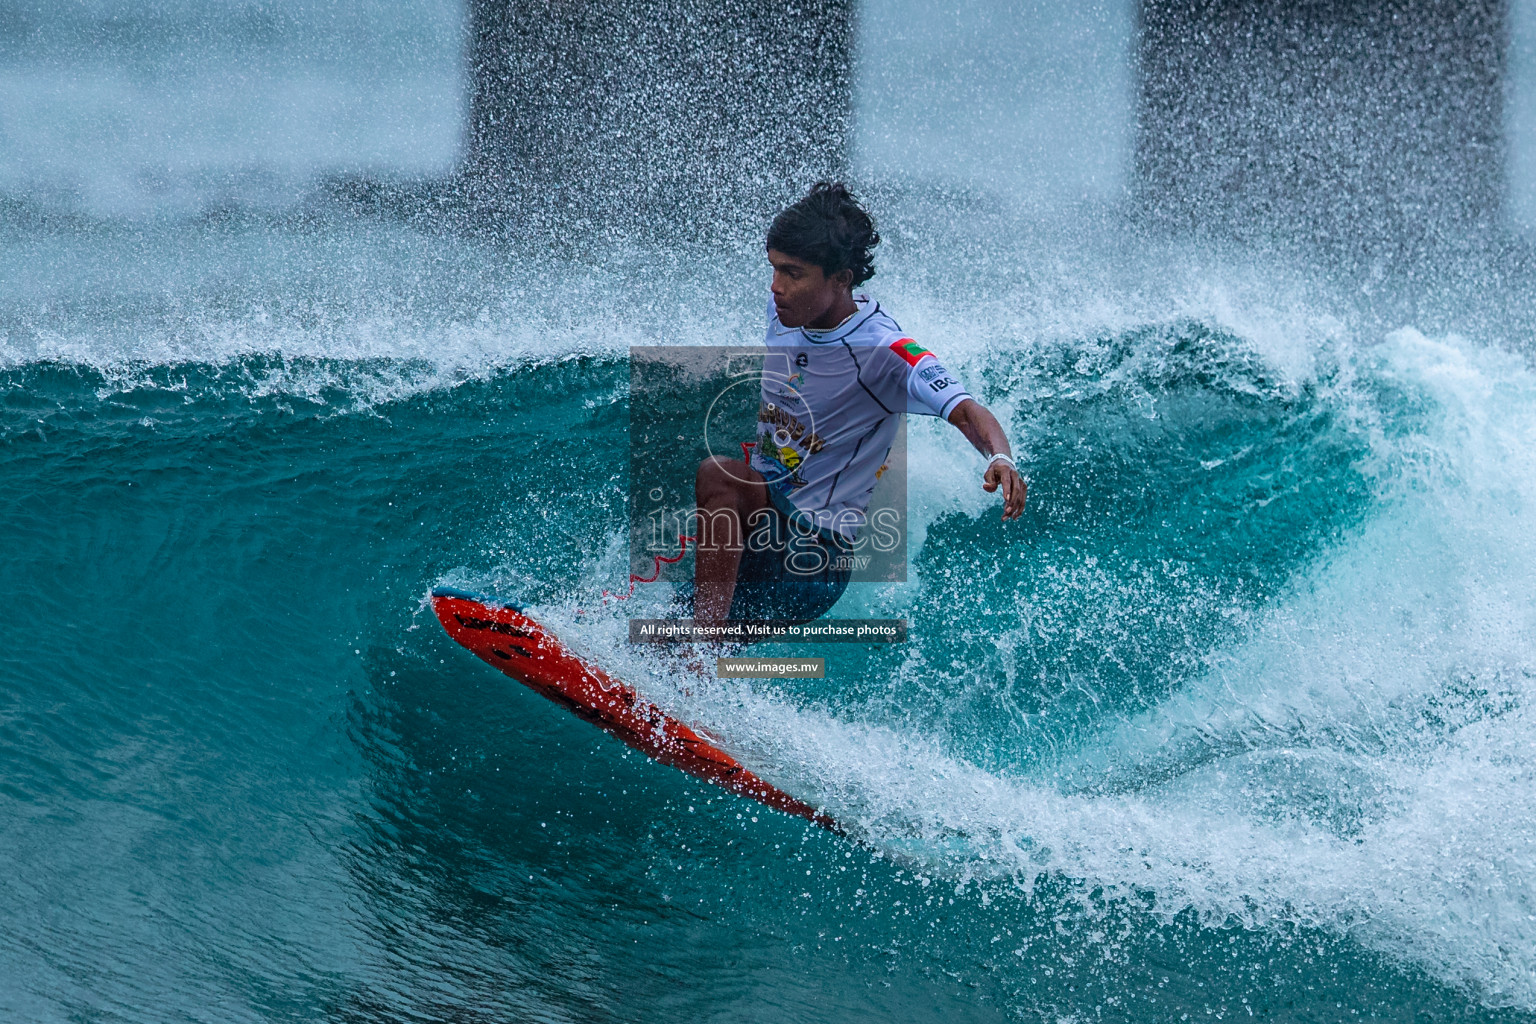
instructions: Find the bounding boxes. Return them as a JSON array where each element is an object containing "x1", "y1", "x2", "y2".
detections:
[
  {"x1": 885, "y1": 339, "x2": 1023, "y2": 519},
  {"x1": 947, "y1": 398, "x2": 1026, "y2": 521}
]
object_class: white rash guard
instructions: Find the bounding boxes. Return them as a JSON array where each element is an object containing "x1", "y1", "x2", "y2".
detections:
[{"x1": 751, "y1": 295, "x2": 973, "y2": 542}]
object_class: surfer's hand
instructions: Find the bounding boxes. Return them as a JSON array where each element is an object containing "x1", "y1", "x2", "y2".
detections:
[{"x1": 983, "y1": 462, "x2": 1027, "y2": 520}]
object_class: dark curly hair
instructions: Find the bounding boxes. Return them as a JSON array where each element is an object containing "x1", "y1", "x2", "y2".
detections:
[{"x1": 766, "y1": 182, "x2": 880, "y2": 287}]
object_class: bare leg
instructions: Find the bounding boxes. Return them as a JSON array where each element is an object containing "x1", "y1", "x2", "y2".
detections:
[{"x1": 693, "y1": 456, "x2": 770, "y2": 625}]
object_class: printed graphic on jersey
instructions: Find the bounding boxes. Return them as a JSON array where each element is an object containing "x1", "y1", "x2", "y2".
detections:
[
  {"x1": 755, "y1": 442, "x2": 808, "y2": 490},
  {"x1": 771, "y1": 426, "x2": 804, "y2": 470},
  {"x1": 890, "y1": 338, "x2": 933, "y2": 367},
  {"x1": 918, "y1": 364, "x2": 946, "y2": 381},
  {"x1": 629, "y1": 343, "x2": 908, "y2": 585},
  {"x1": 758, "y1": 401, "x2": 826, "y2": 454}
]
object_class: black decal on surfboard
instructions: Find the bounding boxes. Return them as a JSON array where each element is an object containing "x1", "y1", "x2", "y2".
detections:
[{"x1": 454, "y1": 613, "x2": 538, "y2": 638}]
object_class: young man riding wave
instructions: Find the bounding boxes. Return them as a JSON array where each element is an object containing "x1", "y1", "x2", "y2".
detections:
[{"x1": 691, "y1": 182, "x2": 1026, "y2": 627}]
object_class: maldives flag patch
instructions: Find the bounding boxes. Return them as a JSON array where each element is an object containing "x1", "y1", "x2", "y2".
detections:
[{"x1": 890, "y1": 338, "x2": 933, "y2": 366}]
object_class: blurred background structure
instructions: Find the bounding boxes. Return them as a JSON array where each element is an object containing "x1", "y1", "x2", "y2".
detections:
[
  {"x1": 4, "y1": 0, "x2": 1532, "y2": 248},
  {"x1": 1137, "y1": 0, "x2": 1508, "y2": 255},
  {"x1": 461, "y1": 0, "x2": 852, "y2": 235}
]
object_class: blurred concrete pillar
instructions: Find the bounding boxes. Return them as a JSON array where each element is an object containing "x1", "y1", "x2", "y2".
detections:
[
  {"x1": 1136, "y1": 0, "x2": 1508, "y2": 252},
  {"x1": 463, "y1": 0, "x2": 854, "y2": 236}
]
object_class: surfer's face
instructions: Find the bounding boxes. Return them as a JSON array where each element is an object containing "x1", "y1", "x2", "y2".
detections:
[{"x1": 768, "y1": 249, "x2": 853, "y2": 329}]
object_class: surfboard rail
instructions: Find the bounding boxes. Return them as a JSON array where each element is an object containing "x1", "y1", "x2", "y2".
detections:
[{"x1": 430, "y1": 587, "x2": 837, "y2": 831}]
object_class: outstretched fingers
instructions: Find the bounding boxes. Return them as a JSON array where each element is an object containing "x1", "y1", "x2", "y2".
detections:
[
  {"x1": 984, "y1": 464, "x2": 1027, "y2": 520},
  {"x1": 1002, "y1": 469, "x2": 1027, "y2": 520}
]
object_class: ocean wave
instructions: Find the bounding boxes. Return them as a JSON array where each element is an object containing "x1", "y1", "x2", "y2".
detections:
[{"x1": 512, "y1": 326, "x2": 1536, "y2": 1009}]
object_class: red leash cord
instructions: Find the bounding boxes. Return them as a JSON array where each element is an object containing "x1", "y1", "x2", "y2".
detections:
[{"x1": 602, "y1": 441, "x2": 756, "y2": 602}]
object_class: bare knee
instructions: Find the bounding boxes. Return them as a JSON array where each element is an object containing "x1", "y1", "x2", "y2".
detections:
[{"x1": 696, "y1": 456, "x2": 748, "y2": 507}]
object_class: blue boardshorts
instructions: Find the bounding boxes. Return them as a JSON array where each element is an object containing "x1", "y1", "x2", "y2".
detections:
[{"x1": 676, "y1": 504, "x2": 852, "y2": 626}]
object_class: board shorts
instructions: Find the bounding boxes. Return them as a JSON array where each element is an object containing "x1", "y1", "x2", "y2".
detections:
[{"x1": 676, "y1": 504, "x2": 853, "y2": 626}]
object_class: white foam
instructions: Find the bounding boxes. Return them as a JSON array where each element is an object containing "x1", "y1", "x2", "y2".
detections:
[{"x1": 524, "y1": 324, "x2": 1536, "y2": 1008}]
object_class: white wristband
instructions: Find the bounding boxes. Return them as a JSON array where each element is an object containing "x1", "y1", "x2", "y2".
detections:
[{"x1": 986, "y1": 452, "x2": 1016, "y2": 472}]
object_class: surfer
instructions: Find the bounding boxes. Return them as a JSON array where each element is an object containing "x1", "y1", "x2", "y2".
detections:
[{"x1": 691, "y1": 182, "x2": 1026, "y2": 626}]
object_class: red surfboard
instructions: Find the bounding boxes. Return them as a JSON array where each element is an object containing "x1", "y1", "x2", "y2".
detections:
[{"x1": 431, "y1": 587, "x2": 837, "y2": 831}]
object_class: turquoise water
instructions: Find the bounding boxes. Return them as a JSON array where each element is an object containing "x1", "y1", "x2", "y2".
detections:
[
  {"x1": 5, "y1": 1, "x2": 1536, "y2": 1016},
  {"x1": 3, "y1": 209, "x2": 1536, "y2": 1021}
]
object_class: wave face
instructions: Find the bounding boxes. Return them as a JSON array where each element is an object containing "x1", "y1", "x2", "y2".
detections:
[{"x1": 3, "y1": 198, "x2": 1536, "y2": 1023}]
